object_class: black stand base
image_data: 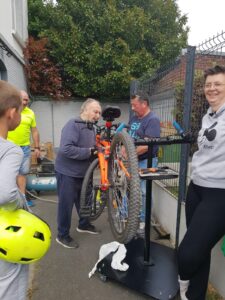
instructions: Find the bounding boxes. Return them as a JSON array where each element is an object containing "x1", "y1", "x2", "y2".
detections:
[{"x1": 97, "y1": 238, "x2": 179, "y2": 300}]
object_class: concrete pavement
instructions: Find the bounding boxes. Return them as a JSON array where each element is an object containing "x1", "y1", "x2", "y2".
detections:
[{"x1": 28, "y1": 192, "x2": 153, "y2": 300}]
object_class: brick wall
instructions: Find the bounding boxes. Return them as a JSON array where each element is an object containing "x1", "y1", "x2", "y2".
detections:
[{"x1": 151, "y1": 53, "x2": 225, "y2": 95}]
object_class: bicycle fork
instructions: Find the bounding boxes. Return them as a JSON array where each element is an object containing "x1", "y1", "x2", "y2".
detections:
[{"x1": 98, "y1": 151, "x2": 110, "y2": 191}]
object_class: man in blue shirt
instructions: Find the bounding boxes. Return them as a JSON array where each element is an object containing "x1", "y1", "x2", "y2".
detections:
[{"x1": 129, "y1": 92, "x2": 160, "y2": 230}]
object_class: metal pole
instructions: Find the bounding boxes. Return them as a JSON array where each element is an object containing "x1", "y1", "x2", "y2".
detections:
[
  {"x1": 144, "y1": 146, "x2": 154, "y2": 265},
  {"x1": 51, "y1": 101, "x2": 55, "y2": 147},
  {"x1": 175, "y1": 46, "x2": 196, "y2": 249}
]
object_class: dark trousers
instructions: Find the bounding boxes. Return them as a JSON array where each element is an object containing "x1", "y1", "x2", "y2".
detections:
[
  {"x1": 178, "y1": 181, "x2": 225, "y2": 300},
  {"x1": 56, "y1": 172, "x2": 89, "y2": 239}
]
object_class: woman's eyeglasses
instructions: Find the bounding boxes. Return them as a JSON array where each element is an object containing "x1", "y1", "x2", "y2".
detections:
[{"x1": 204, "y1": 82, "x2": 225, "y2": 89}]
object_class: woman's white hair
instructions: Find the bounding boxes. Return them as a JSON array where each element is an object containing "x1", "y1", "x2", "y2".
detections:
[{"x1": 80, "y1": 98, "x2": 100, "y2": 115}]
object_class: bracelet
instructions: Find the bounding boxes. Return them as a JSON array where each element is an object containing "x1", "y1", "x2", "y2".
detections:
[{"x1": 34, "y1": 147, "x2": 40, "y2": 150}]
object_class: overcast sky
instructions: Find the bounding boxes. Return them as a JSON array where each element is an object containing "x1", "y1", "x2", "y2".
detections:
[{"x1": 177, "y1": 0, "x2": 225, "y2": 46}]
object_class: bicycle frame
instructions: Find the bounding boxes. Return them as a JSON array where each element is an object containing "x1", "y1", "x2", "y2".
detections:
[
  {"x1": 95, "y1": 119, "x2": 130, "y2": 192},
  {"x1": 80, "y1": 107, "x2": 142, "y2": 242},
  {"x1": 96, "y1": 121, "x2": 114, "y2": 191}
]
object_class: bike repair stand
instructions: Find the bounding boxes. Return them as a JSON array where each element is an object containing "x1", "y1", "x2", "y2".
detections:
[{"x1": 97, "y1": 137, "x2": 188, "y2": 299}]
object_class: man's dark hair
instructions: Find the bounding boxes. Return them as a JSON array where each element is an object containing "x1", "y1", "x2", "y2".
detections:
[
  {"x1": 131, "y1": 90, "x2": 149, "y2": 106},
  {"x1": 0, "y1": 80, "x2": 21, "y2": 117},
  {"x1": 204, "y1": 65, "x2": 225, "y2": 81}
]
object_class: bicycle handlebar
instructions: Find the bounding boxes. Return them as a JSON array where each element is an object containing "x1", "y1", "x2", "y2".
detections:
[
  {"x1": 75, "y1": 119, "x2": 194, "y2": 146},
  {"x1": 135, "y1": 121, "x2": 195, "y2": 146},
  {"x1": 75, "y1": 119, "x2": 129, "y2": 134}
]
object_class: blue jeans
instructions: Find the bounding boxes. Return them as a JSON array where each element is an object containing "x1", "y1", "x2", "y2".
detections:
[
  {"x1": 139, "y1": 157, "x2": 158, "y2": 222},
  {"x1": 19, "y1": 146, "x2": 31, "y2": 175}
]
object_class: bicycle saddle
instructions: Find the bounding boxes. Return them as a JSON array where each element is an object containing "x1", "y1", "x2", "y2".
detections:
[{"x1": 102, "y1": 106, "x2": 121, "y2": 121}]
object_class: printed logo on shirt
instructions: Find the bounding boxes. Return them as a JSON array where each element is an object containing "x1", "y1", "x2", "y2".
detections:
[
  {"x1": 129, "y1": 122, "x2": 141, "y2": 139},
  {"x1": 199, "y1": 122, "x2": 217, "y2": 146}
]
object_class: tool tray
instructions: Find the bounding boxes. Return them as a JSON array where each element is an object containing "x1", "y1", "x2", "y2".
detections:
[{"x1": 139, "y1": 166, "x2": 178, "y2": 180}]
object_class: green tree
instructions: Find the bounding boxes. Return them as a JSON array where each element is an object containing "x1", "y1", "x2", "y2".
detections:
[{"x1": 27, "y1": 0, "x2": 188, "y2": 99}]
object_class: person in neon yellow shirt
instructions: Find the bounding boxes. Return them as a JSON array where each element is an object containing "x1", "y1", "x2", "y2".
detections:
[{"x1": 7, "y1": 90, "x2": 40, "y2": 203}]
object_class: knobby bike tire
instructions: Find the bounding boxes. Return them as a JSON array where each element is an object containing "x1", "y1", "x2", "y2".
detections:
[
  {"x1": 80, "y1": 158, "x2": 107, "y2": 221},
  {"x1": 108, "y1": 131, "x2": 141, "y2": 243}
]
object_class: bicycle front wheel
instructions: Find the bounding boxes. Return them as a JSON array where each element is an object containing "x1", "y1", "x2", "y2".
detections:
[
  {"x1": 108, "y1": 131, "x2": 141, "y2": 243},
  {"x1": 80, "y1": 158, "x2": 107, "y2": 221}
]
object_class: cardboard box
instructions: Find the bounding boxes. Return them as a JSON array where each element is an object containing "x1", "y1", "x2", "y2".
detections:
[{"x1": 31, "y1": 142, "x2": 54, "y2": 165}]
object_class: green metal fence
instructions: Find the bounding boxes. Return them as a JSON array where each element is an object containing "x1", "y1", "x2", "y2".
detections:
[{"x1": 130, "y1": 31, "x2": 225, "y2": 199}]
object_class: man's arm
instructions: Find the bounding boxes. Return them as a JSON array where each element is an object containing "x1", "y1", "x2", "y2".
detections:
[
  {"x1": 31, "y1": 127, "x2": 40, "y2": 158},
  {"x1": 136, "y1": 145, "x2": 148, "y2": 156},
  {"x1": 60, "y1": 121, "x2": 93, "y2": 160}
]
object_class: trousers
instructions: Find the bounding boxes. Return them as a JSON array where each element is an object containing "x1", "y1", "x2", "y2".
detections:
[
  {"x1": 178, "y1": 181, "x2": 225, "y2": 299},
  {"x1": 0, "y1": 261, "x2": 29, "y2": 300},
  {"x1": 56, "y1": 172, "x2": 89, "y2": 238}
]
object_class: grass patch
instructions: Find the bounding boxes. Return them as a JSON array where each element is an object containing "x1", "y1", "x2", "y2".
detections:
[
  {"x1": 206, "y1": 283, "x2": 223, "y2": 300},
  {"x1": 165, "y1": 186, "x2": 179, "y2": 198}
]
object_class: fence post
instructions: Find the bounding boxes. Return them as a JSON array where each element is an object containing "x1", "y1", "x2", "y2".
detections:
[
  {"x1": 129, "y1": 80, "x2": 140, "y2": 119},
  {"x1": 130, "y1": 79, "x2": 140, "y2": 96},
  {"x1": 175, "y1": 46, "x2": 196, "y2": 249}
]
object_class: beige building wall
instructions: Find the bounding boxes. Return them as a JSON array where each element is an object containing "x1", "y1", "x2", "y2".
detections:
[{"x1": 0, "y1": 0, "x2": 28, "y2": 57}]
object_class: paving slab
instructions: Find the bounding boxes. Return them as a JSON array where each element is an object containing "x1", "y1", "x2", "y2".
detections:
[{"x1": 28, "y1": 192, "x2": 155, "y2": 300}]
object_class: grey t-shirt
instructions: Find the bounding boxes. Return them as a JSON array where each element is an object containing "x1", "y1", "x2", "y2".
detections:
[
  {"x1": 0, "y1": 137, "x2": 24, "y2": 210},
  {"x1": 0, "y1": 137, "x2": 29, "y2": 300}
]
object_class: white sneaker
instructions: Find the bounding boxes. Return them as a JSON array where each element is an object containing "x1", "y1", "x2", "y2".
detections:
[
  {"x1": 136, "y1": 222, "x2": 145, "y2": 237},
  {"x1": 178, "y1": 276, "x2": 189, "y2": 300},
  {"x1": 139, "y1": 222, "x2": 145, "y2": 230}
]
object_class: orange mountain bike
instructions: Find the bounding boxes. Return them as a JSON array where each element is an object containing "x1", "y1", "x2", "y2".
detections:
[{"x1": 79, "y1": 106, "x2": 141, "y2": 243}]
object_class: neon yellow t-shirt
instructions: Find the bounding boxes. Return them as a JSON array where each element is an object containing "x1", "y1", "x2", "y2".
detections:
[{"x1": 7, "y1": 107, "x2": 36, "y2": 146}]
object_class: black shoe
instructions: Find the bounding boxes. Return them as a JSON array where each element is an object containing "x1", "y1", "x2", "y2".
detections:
[
  {"x1": 56, "y1": 236, "x2": 79, "y2": 248},
  {"x1": 76, "y1": 224, "x2": 100, "y2": 234}
]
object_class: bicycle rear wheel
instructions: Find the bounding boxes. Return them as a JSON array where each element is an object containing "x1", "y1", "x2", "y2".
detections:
[
  {"x1": 80, "y1": 158, "x2": 107, "y2": 221},
  {"x1": 108, "y1": 131, "x2": 141, "y2": 243}
]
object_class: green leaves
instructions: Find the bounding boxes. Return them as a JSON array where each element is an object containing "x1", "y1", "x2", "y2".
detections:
[{"x1": 27, "y1": 0, "x2": 188, "y2": 99}]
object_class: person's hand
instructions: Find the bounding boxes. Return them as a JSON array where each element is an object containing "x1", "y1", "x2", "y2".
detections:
[
  {"x1": 34, "y1": 147, "x2": 41, "y2": 158},
  {"x1": 90, "y1": 147, "x2": 98, "y2": 162},
  {"x1": 90, "y1": 146, "x2": 98, "y2": 156}
]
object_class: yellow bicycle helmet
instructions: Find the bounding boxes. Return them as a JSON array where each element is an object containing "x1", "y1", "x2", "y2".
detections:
[{"x1": 0, "y1": 209, "x2": 51, "y2": 264}]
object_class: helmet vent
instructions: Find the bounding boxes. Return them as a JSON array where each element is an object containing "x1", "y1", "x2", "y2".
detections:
[
  {"x1": 33, "y1": 231, "x2": 44, "y2": 241},
  {"x1": 6, "y1": 226, "x2": 21, "y2": 232},
  {"x1": 21, "y1": 258, "x2": 33, "y2": 262},
  {"x1": 0, "y1": 248, "x2": 7, "y2": 255}
]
